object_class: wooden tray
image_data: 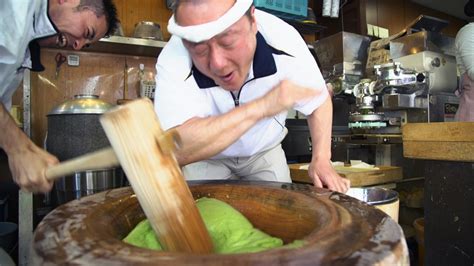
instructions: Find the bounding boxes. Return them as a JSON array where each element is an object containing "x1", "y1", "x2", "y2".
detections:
[{"x1": 289, "y1": 164, "x2": 403, "y2": 187}]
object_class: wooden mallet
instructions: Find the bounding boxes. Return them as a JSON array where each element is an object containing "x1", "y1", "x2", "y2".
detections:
[
  {"x1": 46, "y1": 98, "x2": 213, "y2": 253},
  {"x1": 100, "y1": 98, "x2": 213, "y2": 253}
]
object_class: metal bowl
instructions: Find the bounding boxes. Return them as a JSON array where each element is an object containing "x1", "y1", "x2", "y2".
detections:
[
  {"x1": 132, "y1": 21, "x2": 163, "y2": 41},
  {"x1": 346, "y1": 187, "x2": 399, "y2": 205}
]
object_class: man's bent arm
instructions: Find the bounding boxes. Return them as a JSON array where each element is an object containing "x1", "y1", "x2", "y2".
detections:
[
  {"x1": 174, "y1": 80, "x2": 318, "y2": 165},
  {"x1": 175, "y1": 100, "x2": 263, "y2": 165},
  {"x1": 0, "y1": 103, "x2": 58, "y2": 192},
  {"x1": 0, "y1": 103, "x2": 27, "y2": 154}
]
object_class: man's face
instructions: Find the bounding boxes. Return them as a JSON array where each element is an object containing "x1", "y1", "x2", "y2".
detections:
[
  {"x1": 178, "y1": 0, "x2": 257, "y2": 91},
  {"x1": 43, "y1": 0, "x2": 108, "y2": 50}
]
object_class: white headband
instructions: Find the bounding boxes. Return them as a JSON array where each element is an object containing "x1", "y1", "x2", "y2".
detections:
[{"x1": 167, "y1": 0, "x2": 253, "y2": 43}]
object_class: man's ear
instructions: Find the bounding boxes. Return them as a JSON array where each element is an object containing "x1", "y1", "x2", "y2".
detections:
[
  {"x1": 250, "y1": 6, "x2": 256, "y2": 23},
  {"x1": 249, "y1": 6, "x2": 257, "y2": 33}
]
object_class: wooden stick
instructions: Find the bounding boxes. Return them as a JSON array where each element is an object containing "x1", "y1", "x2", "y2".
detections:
[
  {"x1": 44, "y1": 132, "x2": 179, "y2": 181},
  {"x1": 100, "y1": 98, "x2": 213, "y2": 253},
  {"x1": 45, "y1": 147, "x2": 118, "y2": 181}
]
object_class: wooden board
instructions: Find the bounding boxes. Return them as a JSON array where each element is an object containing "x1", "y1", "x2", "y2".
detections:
[
  {"x1": 289, "y1": 164, "x2": 403, "y2": 187},
  {"x1": 402, "y1": 122, "x2": 474, "y2": 162}
]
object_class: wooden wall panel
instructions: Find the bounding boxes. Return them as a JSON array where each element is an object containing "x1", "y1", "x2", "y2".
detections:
[
  {"x1": 30, "y1": 49, "x2": 157, "y2": 147},
  {"x1": 313, "y1": 0, "x2": 365, "y2": 38},
  {"x1": 365, "y1": 0, "x2": 378, "y2": 27},
  {"x1": 317, "y1": 0, "x2": 467, "y2": 37},
  {"x1": 367, "y1": 0, "x2": 467, "y2": 37},
  {"x1": 119, "y1": 0, "x2": 172, "y2": 40},
  {"x1": 403, "y1": 0, "x2": 467, "y2": 37},
  {"x1": 376, "y1": 0, "x2": 405, "y2": 35}
]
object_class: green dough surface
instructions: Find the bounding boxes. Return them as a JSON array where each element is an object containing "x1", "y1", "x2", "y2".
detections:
[{"x1": 123, "y1": 197, "x2": 294, "y2": 253}]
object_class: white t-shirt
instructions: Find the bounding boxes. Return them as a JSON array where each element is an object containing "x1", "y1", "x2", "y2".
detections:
[
  {"x1": 455, "y1": 22, "x2": 474, "y2": 79},
  {"x1": 154, "y1": 9, "x2": 328, "y2": 158},
  {"x1": 0, "y1": 0, "x2": 56, "y2": 110}
]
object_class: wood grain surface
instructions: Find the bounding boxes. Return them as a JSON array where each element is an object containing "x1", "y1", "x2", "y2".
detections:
[
  {"x1": 30, "y1": 48, "x2": 157, "y2": 147},
  {"x1": 289, "y1": 164, "x2": 403, "y2": 187},
  {"x1": 33, "y1": 182, "x2": 409, "y2": 265},
  {"x1": 100, "y1": 99, "x2": 213, "y2": 253},
  {"x1": 402, "y1": 122, "x2": 474, "y2": 162}
]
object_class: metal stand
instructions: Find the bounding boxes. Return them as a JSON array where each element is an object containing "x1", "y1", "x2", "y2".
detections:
[{"x1": 19, "y1": 69, "x2": 33, "y2": 265}]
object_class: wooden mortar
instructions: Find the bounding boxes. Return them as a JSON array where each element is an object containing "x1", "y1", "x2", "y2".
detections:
[{"x1": 33, "y1": 181, "x2": 409, "y2": 265}]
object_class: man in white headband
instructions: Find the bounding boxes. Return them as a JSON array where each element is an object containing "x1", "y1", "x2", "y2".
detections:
[{"x1": 154, "y1": 0, "x2": 350, "y2": 193}]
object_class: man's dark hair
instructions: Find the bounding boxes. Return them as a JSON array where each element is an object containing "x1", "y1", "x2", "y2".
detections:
[{"x1": 75, "y1": 0, "x2": 120, "y2": 37}]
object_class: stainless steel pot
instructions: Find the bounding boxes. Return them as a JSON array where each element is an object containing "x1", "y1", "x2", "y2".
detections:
[
  {"x1": 47, "y1": 95, "x2": 125, "y2": 206},
  {"x1": 132, "y1": 21, "x2": 163, "y2": 41},
  {"x1": 346, "y1": 187, "x2": 399, "y2": 222}
]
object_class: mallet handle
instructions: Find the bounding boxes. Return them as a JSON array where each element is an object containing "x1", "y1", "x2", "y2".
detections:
[{"x1": 45, "y1": 148, "x2": 118, "y2": 181}]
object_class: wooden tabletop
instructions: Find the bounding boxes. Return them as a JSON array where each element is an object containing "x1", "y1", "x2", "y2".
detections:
[
  {"x1": 289, "y1": 164, "x2": 403, "y2": 187},
  {"x1": 402, "y1": 122, "x2": 474, "y2": 162}
]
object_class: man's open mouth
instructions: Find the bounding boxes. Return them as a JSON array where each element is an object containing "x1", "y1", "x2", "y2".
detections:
[{"x1": 221, "y1": 72, "x2": 233, "y2": 82}]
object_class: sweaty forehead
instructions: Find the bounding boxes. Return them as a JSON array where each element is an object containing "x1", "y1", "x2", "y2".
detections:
[{"x1": 175, "y1": 0, "x2": 236, "y2": 26}]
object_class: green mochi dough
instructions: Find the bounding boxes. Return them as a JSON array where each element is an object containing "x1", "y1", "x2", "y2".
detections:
[{"x1": 123, "y1": 197, "x2": 286, "y2": 253}]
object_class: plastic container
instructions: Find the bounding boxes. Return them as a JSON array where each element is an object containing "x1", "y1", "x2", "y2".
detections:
[
  {"x1": 140, "y1": 80, "x2": 156, "y2": 99},
  {"x1": 413, "y1": 217, "x2": 425, "y2": 266},
  {"x1": 138, "y1": 64, "x2": 156, "y2": 99},
  {"x1": 254, "y1": 0, "x2": 308, "y2": 19}
]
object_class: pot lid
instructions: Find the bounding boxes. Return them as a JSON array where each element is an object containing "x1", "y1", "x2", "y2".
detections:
[{"x1": 48, "y1": 95, "x2": 114, "y2": 115}]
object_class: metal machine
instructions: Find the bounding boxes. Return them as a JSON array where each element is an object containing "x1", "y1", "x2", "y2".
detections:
[
  {"x1": 313, "y1": 31, "x2": 372, "y2": 135},
  {"x1": 349, "y1": 15, "x2": 459, "y2": 134},
  {"x1": 313, "y1": 31, "x2": 372, "y2": 96},
  {"x1": 307, "y1": 15, "x2": 459, "y2": 173},
  {"x1": 349, "y1": 50, "x2": 458, "y2": 134}
]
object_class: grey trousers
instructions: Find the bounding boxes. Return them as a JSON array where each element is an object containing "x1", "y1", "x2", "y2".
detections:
[{"x1": 182, "y1": 144, "x2": 291, "y2": 182}]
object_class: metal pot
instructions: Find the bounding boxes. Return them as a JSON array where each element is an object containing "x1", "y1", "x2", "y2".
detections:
[
  {"x1": 47, "y1": 95, "x2": 125, "y2": 205},
  {"x1": 132, "y1": 21, "x2": 163, "y2": 41}
]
